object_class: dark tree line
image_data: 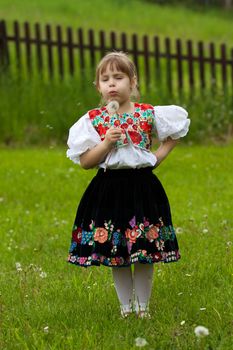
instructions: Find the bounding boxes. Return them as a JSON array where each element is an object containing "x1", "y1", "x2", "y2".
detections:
[{"x1": 143, "y1": 0, "x2": 233, "y2": 8}]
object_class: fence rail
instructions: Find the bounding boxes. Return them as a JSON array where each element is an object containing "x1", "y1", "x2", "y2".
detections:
[{"x1": 0, "y1": 19, "x2": 233, "y2": 95}]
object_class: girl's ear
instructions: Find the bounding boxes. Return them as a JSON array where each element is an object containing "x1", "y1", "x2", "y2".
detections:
[{"x1": 131, "y1": 75, "x2": 137, "y2": 89}]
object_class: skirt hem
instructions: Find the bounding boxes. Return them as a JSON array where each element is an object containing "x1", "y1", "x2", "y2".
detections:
[{"x1": 67, "y1": 250, "x2": 181, "y2": 268}]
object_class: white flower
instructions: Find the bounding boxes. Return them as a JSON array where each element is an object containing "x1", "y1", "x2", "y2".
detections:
[
  {"x1": 106, "y1": 100, "x2": 119, "y2": 115},
  {"x1": 202, "y1": 229, "x2": 208, "y2": 234},
  {"x1": 15, "y1": 262, "x2": 22, "y2": 271},
  {"x1": 180, "y1": 320, "x2": 185, "y2": 326},
  {"x1": 39, "y1": 271, "x2": 47, "y2": 278},
  {"x1": 135, "y1": 337, "x2": 148, "y2": 347},
  {"x1": 194, "y1": 325, "x2": 209, "y2": 337},
  {"x1": 43, "y1": 326, "x2": 49, "y2": 333},
  {"x1": 176, "y1": 227, "x2": 183, "y2": 234}
]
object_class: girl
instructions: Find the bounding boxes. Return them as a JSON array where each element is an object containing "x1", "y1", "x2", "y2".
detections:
[{"x1": 66, "y1": 52, "x2": 190, "y2": 319}]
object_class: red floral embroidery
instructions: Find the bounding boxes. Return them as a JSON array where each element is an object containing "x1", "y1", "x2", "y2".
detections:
[
  {"x1": 97, "y1": 124, "x2": 108, "y2": 136},
  {"x1": 89, "y1": 109, "x2": 102, "y2": 120},
  {"x1": 127, "y1": 117, "x2": 133, "y2": 124},
  {"x1": 140, "y1": 103, "x2": 154, "y2": 111},
  {"x1": 114, "y1": 120, "x2": 120, "y2": 127},
  {"x1": 127, "y1": 130, "x2": 142, "y2": 143},
  {"x1": 89, "y1": 103, "x2": 155, "y2": 150},
  {"x1": 72, "y1": 227, "x2": 82, "y2": 243},
  {"x1": 120, "y1": 123, "x2": 128, "y2": 129},
  {"x1": 139, "y1": 121, "x2": 152, "y2": 132}
]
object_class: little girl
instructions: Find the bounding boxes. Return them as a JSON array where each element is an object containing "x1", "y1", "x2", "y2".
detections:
[{"x1": 66, "y1": 52, "x2": 190, "y2": 319}]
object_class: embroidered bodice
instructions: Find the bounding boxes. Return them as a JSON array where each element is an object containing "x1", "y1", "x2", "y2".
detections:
[
  {"x1": 89, "y1": 103, "x2": 155, "y2": 151},
  {"x1": 66, "y1": 104, "x2": 190, "y2": 169}
]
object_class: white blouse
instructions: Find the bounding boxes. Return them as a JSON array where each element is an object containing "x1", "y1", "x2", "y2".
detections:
[{"x1": 66, "y1": 105, "x2": 190, "y2": 169}]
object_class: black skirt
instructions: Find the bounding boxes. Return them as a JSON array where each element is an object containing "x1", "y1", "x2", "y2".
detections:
[{"x1": 67, "y1": 167, "x2": 181, "y2": 268}]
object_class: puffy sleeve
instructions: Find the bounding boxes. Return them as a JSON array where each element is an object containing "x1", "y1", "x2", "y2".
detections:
[
  {"x1": 153, "y1": 105, "x2": 190, "y2": 141},
  {"x1": 66, "y1": 113, "x2": 101, "y2": 164}
]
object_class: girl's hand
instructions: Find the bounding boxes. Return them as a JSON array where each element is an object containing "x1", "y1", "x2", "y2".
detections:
[{"x1": 104, "y1": 126, "x2": 122, "y2": 147}]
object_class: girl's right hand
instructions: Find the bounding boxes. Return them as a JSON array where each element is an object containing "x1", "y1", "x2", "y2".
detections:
[{"x1": 104, "y1": 126, "x2": 122, "y2": 147}]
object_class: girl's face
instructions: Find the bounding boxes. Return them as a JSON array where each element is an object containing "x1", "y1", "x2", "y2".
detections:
[{"x1": 97, "y1": 64, "x2": 136, "y2": 106}]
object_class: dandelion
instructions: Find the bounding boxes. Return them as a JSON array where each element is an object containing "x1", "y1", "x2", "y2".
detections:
[
  {"x1": 194, "y1": 325, "x2": 209, "y2": 338},
  {"x1": 202, "y1": 229, "x2": 208, "y2": 234},
  {"x1": 15, "y1": 262, "x2": 22, "y2": 271},
  {"x1": 106, "y1": 100, "x2": 119, "y2": 115},
  {"x1": 176, "y1": 227, "x2": 183, "y2": 234},
  {"x1": 43, "y1": 326, "x2": 49, "y2": 333},
  {"x1": 39, "y1": 271, "x2": 47, "y2": 278},
  {"x1": 135, "y1": 337, "x2": 148, "y2": 347}
]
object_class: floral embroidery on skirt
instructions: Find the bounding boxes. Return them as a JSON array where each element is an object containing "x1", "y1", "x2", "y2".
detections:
[{"x1": 67, "y1": 167, "x2": 181, "y2": 268}]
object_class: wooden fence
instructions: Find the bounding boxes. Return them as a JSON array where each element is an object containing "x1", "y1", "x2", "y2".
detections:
[{"x1": 0, "y1": 19, "x2": 233, "y2": 95}]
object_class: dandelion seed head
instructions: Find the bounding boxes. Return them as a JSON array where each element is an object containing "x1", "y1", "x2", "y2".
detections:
[
  {"x1": 194, "y1": 325, "x2": 209, "y2": 337},
  {"x1": 43, "y1": 326, "x2": 49, "y2": 333},
  {"x1": 39, "y1": 271, "x2": 47, "y2": 278},
  {"x1": 135, "y1": 337, "x2": 148, "y2": 347},
  {"x1": 15, "y1": 262, "x2": 22, "y2": 271},
  {"x1": 106, "y1": 100, "x2": 119, "y2": 115}
]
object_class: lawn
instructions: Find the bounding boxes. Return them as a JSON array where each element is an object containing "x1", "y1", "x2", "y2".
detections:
[
  {"x1": 0, "y1": 0, "x2": 233, "y2": 45},
  {"x1": 0, "y1": 144, "x2": 233, "y2": 349}
]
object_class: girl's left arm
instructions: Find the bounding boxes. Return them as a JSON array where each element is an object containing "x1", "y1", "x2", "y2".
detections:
[{"x1": 153, "y1": 137, "x2": 179, "y2": 167}]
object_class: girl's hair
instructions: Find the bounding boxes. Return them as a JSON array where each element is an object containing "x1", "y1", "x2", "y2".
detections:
[{"x1": 95, "y1": 51, "x2": 140, "y2": 102}]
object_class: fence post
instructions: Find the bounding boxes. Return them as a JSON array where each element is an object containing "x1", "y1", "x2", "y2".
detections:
[
  {"x1": 165, "y1": 37, "x2": 172, "y2": 95},
  {"x1": 0, "y1": 20, "x2": 10, "y2": 69},
  {"x1": 209, "y1": 42, "x2": 216, "y2": 92},
  {"x1": 220, "y1": 43, "x2": 227, "y2": 91},
  {"x1": 143, "y1": 35, "x2": 150, "y2": 90},
  {"x1": 187, "y1": 40, "x2": 194, "y2": 92}
]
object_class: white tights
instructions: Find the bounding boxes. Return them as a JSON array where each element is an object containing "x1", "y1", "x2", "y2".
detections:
[{"x1": 112, "y1": 262, "x2": 154, "y2": 313}]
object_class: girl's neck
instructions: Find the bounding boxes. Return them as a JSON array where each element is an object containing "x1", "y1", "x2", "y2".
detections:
[{"x1": 117, "y1": 100, "x2": 134, "y2": 115}]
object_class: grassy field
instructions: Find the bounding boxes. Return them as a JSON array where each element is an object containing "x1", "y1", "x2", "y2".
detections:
[
  {"x1": 0, "y1": 73, "x2": 232, "y2": 146},
  {"x1": 1, "y1": 0, "x2": 233, "y2": 45},
  {"x1": 0, "y1": 0, "x2": 233, "y2": 146},
  {"x1": 0, "y1": 144, "x2": 233, "y2": 349}
]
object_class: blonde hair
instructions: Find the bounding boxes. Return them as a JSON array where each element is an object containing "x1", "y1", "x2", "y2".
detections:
[{"x1": 95, "y1": 51, "x2": 140, "y2": 102}]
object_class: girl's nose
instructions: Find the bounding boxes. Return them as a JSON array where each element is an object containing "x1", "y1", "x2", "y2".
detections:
[{"x1": 109, "y1": 79, "x2": 115, "y2": 87}]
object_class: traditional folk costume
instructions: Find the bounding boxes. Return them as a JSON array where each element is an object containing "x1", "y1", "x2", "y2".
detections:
[{"x1": 66, "y1": 103, "x2": 190, "y2": 268}]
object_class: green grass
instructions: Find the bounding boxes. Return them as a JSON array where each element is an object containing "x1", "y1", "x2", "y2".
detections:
[
  {"x1": 0, "y1": 144, "x2": 233, "y2": 349},
  {"x1": 0, "y1": 73, "x2": 232, "y2": 146},
  {"x1": 1, "y1": 0, "x2": 233, "y2": 45}
]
